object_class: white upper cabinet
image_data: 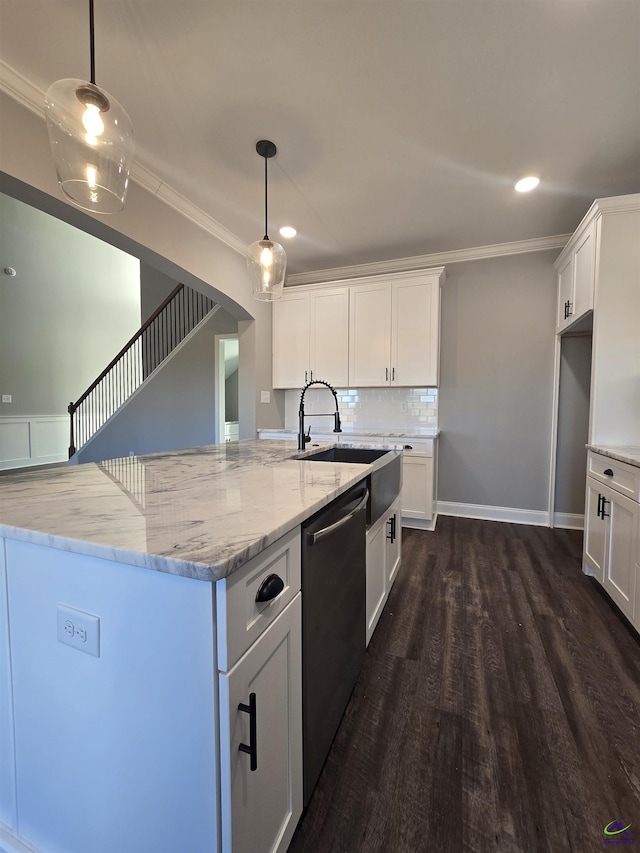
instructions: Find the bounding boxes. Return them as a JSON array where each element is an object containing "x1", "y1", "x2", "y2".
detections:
[
  {"x1": 272, "y1": 291, "x2": 310, "y2": 388},
  {"x1": 309, "y1": 288, "x2": 350, "y2": 386},
  {"x1": 273, "y1": 268, "x2": 444, "y2": 389},
  {"x1": 572, "y1": 223, "x2": 596, "y2": 320},
  {"x1": 391, "y1": 276, "x2": 440, "y2": 386},
  {"x1": 349, "y1": 270, "x2": 444, "y2": 387},
  {"x1": 555, "y1": 217, "x2": 596, "y2": 333},
  {"x1": 273, "y1": 287, "x2": 349, "y2": 388},
  {"x1": 348, "y1": 280, "x2": 392, "y2": 386}
]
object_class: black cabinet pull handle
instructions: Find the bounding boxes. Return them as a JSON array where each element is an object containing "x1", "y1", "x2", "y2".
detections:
[
  {"x1": 385, "y1": 367, "x2": 389, "y2": 381},
  {"x1": 255, "y1": 573, "x2": 285, "y2": 603},
  {"x1": 386, "y1": 513, "x2": 397, "y2": 543},
  {"x1": 601, "y1": 498, "x2": 610, "y2": 519},
  {"x1": 238, "y1": 692, "x2": 257, "y2": 771},
  {"x1": 404, "y1": 444, "x2": 413, "y2": 450},
  {"x1": 603, "y1": 468, "x2": 614, "y2": 476},
  {"x1": 392, "y1": 367, "x2": 395, "y2": 381},
  {"x1": 597, "y1": 494, "x2": 603, "y2": 518}
]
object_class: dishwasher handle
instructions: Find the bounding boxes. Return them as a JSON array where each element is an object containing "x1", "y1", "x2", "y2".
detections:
[{"x1": 307, "y1": 488, "x2": 369, "y2": 545}]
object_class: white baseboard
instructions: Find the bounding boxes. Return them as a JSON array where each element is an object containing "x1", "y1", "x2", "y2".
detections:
[
  {"x1": 553, "y1": 512, "x2": 584, "y2": 530},
  {"x1": 437, "y1": 501, "x2": 549, "y2": 527}
]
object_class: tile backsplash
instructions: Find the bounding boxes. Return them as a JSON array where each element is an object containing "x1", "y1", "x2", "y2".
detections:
[{"x1": 284, "y1": 387, "x2": 438, "y2": 433}]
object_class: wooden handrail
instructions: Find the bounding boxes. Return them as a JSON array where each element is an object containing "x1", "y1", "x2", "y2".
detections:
[{"x1": 69, "y1": 283, "x2": 184, "y2": 414}]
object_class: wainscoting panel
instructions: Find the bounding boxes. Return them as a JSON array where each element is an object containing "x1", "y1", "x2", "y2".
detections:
[{"x1": 0, "y1": 417, "x2": 68, "y2": 470}]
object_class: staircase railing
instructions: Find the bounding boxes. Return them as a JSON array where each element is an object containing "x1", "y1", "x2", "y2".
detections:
[{"x1": 68, "y1": 283, "x2": 217, "y2": 457}]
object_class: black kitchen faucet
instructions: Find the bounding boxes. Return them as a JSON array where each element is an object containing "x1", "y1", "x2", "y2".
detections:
[{"x1": 298, "y1": 379, "x2": 342, "y2": 451}]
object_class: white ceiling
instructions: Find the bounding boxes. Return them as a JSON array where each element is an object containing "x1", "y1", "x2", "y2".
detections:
[{"x1": 1, "y1": 0, "x2": 639, "y2": 278}]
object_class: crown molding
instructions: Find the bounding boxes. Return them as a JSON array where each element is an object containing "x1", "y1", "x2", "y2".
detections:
[
  {"x1": 0, "y1": 59, "x2": 578, "y2": 279},
  {"x1": 286, "y1": 233, "x2": 572, "y2": 286},
  {"x1": 0, "y1": 59, "x2": 44, "y2": 118},
  {"x1": 0, "y1": 59, "x2": 248, "y2": 258}
]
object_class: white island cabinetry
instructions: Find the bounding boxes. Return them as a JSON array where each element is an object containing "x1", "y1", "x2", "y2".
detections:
[{"x1": 0, "y1": 527, "x2": 303, "y2": 853}]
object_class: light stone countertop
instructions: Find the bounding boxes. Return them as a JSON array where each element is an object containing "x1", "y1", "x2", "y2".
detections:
[
  {"x1": 587, "y1": 445, "x2": 640, "y2": 469},
  {"x1": 0, "y1": 439, "x2": 402, "y2": 583}
]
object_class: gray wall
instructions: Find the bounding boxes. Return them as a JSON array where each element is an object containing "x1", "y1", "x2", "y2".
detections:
[
  {"x1": 0, "y1": 193, "x2": 141, "y2": 416},
  {"x1": 76, "y1": 307, "x2": 238, "y2": 462},
  {"x1": 438, "y1": 251, "x2": 557, "y2": 511},
  {"x1": 140, "y1": 263, "x2": 178, "y2": 322},
  {"x1": 554, "y1": 334, "x2": 592, "y2": 515}
]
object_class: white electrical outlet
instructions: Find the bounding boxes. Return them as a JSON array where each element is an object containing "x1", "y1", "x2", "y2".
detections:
[
  {"x1": 1, "y1": 394, "x2": 11, "y2": 403},
  {"x1": 261, "y1": 390, "x2": 271, "y2": 403},
  {"x1": 57, "y1": 604, "x2": 100, "y2": 657}
]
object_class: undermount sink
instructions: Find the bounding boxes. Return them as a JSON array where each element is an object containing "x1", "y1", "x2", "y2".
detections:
[{"x1": 301, "y1": 447, "x2": 390, "y2": 464}]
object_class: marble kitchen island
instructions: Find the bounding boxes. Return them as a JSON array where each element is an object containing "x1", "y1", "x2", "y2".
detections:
[{"x1": 0, "y1": 439, "x2": 400, "y2": 853}]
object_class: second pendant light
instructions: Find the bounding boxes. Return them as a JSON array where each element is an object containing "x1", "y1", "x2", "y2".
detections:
[{"x1": 247, "y1": 140, "x2": 287, "y2": 301}]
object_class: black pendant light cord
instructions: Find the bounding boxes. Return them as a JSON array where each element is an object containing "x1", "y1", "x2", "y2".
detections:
[
  {"x1": 89, "y1": 0, "x2": 96, "y2": 84},
  {"x1": 263, "y1": 153, "x2": 269, "y2": 240}
]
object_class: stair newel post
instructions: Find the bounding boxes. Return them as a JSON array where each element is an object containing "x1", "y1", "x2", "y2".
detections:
[{"x1": 68, "y1": 401, "x2": 76, "y2": 458}]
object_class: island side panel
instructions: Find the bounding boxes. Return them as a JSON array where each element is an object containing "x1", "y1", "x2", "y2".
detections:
[{"x1": 4, "y1": 539, "x2": 219, "y2": 853}]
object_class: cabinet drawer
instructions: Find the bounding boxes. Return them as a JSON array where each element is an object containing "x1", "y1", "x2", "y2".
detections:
[
  {"x1": 400, "y1": 438, "x2": 434, "y2": 457},
  {"x1": 587, "y1": 452, "x2": 640, "y2": 502},
  {"x1": 216, "y1": 527, "x2": 301, "y2": 671}
]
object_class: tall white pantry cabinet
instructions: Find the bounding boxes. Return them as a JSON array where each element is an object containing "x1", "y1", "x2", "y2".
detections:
[{"x1": 555, "y1": 193, "x2": 640, "y2": 633}]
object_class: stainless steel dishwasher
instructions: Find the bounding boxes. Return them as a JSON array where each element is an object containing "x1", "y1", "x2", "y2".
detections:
[{"x1": 301, "y1": 480, "x2": 369, "y2": 805}]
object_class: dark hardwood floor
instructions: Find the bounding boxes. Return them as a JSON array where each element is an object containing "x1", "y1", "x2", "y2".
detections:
[{"x1": 289, "y1": 517, "x2": 640, "y2": 853}]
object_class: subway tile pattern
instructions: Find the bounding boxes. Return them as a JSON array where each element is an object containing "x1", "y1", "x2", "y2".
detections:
[{"x1": 285, "y1": 387, "x2": 438, "y2": 433}]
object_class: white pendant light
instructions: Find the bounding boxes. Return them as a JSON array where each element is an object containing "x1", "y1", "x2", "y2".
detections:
[
  {"x1": 44, "y1": 0, "x2": 133, "y2": 214},
  {"x1": 247, "y1": 140, "x2": 286, "y2": 301}
]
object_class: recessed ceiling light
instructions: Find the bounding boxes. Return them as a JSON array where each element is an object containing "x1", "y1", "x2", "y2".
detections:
[
  {"x1": 515, "y1": 176, "x2": 540, "y2": 193},
  {"x1": 279, "y1": 226, "x2": 297, "y2": 238}
]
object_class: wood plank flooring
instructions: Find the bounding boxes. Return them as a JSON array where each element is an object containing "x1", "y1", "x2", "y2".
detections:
[{"x1": 289, "y1": 517, "x2": 640, "y2": 853}]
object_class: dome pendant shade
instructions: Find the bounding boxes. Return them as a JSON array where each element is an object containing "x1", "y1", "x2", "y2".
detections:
[
  {"x1": 247, "y1": 238, "x2": 286, "y2": 301},
  {"x1": 247, "y1": 139, "x2": 286, "y2": 301},
  {"x1": 45, "y1": 77, "x2": 133, "y2": 214}
]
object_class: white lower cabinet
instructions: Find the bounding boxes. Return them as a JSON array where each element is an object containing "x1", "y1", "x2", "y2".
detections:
[
  {"x1": 584, "y1": 478, "x2": 606, "y2": 581},
  {"x1": 366, "y1": 494, "x2": 402, "y2": 646},
  {"x1": 601, "y1": 488, "x2": 638, "y2": 621},
  {"x1": 385, "y1": 497, "x2": 402, "y2": 589},
  {"x1": 366, "y1": 518, "x2": 387, "y2": 645},
  {"x1": 583, "y1": 452, "x2": 640, "y2": 628},
  {"x1": 219, "y1": 594, "x2": 302, "y2": 853},
  {"x1": 400, "y1": 439, "x2": 436, "y2": 529}
]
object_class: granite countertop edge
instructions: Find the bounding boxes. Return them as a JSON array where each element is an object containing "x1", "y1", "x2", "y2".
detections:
[{"x1": 587, "y1": 445, "x2": 640, "y2": 469}]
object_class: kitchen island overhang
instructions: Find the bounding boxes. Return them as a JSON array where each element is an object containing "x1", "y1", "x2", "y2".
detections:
[{"x1": 0, "y1": 439, "x2": 402, "y2": 582}]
